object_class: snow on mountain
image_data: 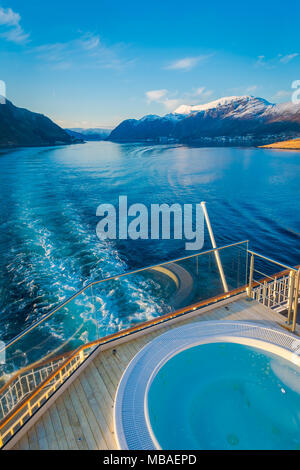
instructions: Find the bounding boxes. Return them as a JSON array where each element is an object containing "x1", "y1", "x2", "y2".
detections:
[
  {"x1": 139, "y1": 114, "x2": 161, "y2": 122},
  {"x1": 174, "y1": 96, "x2": 254, "y2": 115},
  {"x1": 270, "y1": 101, "x2": 300, "y2": 117},
  {"x1": 109, "y1": 95, "x2": 300, "y2": 145}
]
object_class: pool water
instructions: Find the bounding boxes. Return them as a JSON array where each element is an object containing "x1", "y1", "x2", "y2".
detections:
[{"x1": 147, "y1": 342, "x2": 300, "y2": 450}]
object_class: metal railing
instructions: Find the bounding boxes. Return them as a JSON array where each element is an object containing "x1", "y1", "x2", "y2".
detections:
[
  {"x1": 0, "y1": 357, "x2": 66, "y2": 423},
  {"x1": 247, "y1": 250, "x2": 299, "y2": 332},
  {"x1": 0, "y1": 241, "x2": 248, "y2": 372},
  {"x1": 0, "y1": 240, "x2": 298, "y2": 447},
  {"x1": 0, "y1": 345, "x2": 95, "y2": 447},
  {"x1": 0, "y1": 239, "x2": 249, "y2": 356},
  {"x1": 0, "y1": 240, "x2": 249, "y2": 447},
  {"x1": 251, "y1": 273, "x2": 290, "y2": 310}
]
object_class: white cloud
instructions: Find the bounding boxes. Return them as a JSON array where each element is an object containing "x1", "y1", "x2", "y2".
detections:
[
  {"x1": 193, "y1": 87, "x2": 213, "y2": 98},
  {"x1": 2, "y1": 24, "x2": 29, "y2": 43},
  {"x1": 166, "y1": 55, "x2": 211, "y2": 71},
  {"x1": 32, "y1": 33, "x2": 131, "y2": 70},
  {"x1": 255, "y1": 53, "x2": 299, "y2": 68},
  {"x1": 0, "y1": 6, "x2": 29, "y2": 43},
  {"x1": 146, "y1": 89, "x2": 168, "y2": 103},
  {"x1": 273, "y1": 90, "x2": 291, "y2": 99},
  {"x1": 279, "y1": 53, "x2": 299, "y2": 64},
  {"x1": 0, "y1": 6, "x2": 19, "y2": 26},
  {"x1": 79, "y1": 35, "x2": 100, "y2": 50},
  {"x1": 246, "y1": 85, "x2": 258, "y2": 93},
  {"x1": 145, "y1": 86, "x2": 214, "y2": 112},
  {"x1": 195, "y1": 87, "x2": 205, "y2": 95},
  {"x1": 162, "y1": 98, "x2": 181, "y2": 110},
  {"x1": 227, "y1": 85, "x2": 259, "y2": 96},
  {"x1": 255, "y1": 55, "x2": 267, "y2": 67}
]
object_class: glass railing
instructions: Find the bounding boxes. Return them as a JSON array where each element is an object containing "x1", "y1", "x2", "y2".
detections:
[{"x1": 0, "y1": 240, "x2": 248, "y2": 412}]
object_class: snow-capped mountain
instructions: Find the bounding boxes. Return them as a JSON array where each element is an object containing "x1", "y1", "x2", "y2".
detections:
[
  {"x1": 109, "y1": 96, "x2": 300, "y2": 145},
  {"x1": 173, "y1": 96, "x2": 258, "y2": 115}
]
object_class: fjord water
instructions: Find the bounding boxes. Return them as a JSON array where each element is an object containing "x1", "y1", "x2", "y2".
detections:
[
  {"x1": 0, "y1": 142, "x2": 299, "y2": 342},
  {"x1": 147, "y1": 342, "x2": 300, "y2": 450}
]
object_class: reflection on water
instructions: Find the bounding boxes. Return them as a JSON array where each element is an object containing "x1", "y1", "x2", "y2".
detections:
[{"x1": 0, "y1": 142, "x2": 299, "y2": 341}]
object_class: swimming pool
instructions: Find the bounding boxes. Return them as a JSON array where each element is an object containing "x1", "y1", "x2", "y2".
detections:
[{"x1": 114, "y1": 321, "x2": 300, "y2": 450}]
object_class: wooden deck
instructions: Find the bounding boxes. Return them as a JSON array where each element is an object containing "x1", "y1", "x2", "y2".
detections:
[{"x1": 12, "y1": 296, "x2": 288, "y2": 450}]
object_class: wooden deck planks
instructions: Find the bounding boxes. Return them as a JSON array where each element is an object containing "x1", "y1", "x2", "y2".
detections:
[
  {"x1": 51, "y1": 395, "x2": 79, "y2": 450},
  {"x1": 47, "y1": 402, "x2": 70, "y2": 450},
  {"x1": 15, "y1": 298, "x2": 287, "y2": 450}
]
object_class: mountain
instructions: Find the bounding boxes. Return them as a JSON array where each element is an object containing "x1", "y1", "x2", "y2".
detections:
[
  {"x1": 0, "y1": 97, "x2": 81, "y2": 148},
  {"x1": 109, "y1": 96, "x2": 300, "y2": 146},
  {"x1": 65, "y1": 128, "x2": 112, "y2": 141}
]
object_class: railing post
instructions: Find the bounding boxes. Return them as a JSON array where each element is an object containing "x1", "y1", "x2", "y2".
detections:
[
  {"x1": 201, "y1": 201, "x2": 229, "y2": 293},
  {"x1": 79, "y1": 349, "x2": 85, "y2": 363},
  {"x1": 28, "y1": 400, "x2": 32, "y2": 417},
  {"x1": 273, "y1": 276, "x2": 277, "y2": 306},
  {"x1": 247, "y1": 253, "x2": 254, "y2": 299},
  {"x1": 263, "y1": 280, "x2": 267, "y2": 305},
  {"x1": 287, "y1": 270, "x2": 295, "y2": 324},
  {"x1": 292, "y1": 269, "x2": 300, "y2": 333}
]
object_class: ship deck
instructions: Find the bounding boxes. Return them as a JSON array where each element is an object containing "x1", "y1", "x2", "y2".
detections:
[{"x1": 11, "y1": 295, "x2": 288, "y2": 450}]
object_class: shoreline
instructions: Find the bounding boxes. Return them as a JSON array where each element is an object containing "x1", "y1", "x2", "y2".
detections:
[{"x1": 259, "y1": 138, "x2": 300, "y2": 150}]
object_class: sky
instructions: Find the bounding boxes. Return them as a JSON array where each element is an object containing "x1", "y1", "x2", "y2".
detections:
[{"x1": 0, "y1": 0, "x2": 299, "y2": 128}]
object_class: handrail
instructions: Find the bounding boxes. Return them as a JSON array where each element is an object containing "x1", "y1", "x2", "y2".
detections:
[
  {"x1": 2, "y1": 262, "x2": 296, "y2": 421},
  {"x1": 0, "y1": 260, "x2": 296, "y2": 436},
  {"x1": 247, "y1": 250, "x2": 299, "y2": 332},
  {"x1": 1, "y1": 247, "x2": 297, "y2": 402},
  {"x1": 247, "y1": 250, "x2": 297, "y2": 272},
  {"x1": 1, "y1": 256, "x2": 299, "y2": 447},
  {"x1": 0, "y1": 359, "x2": 66, "y2": 422},
  {"x1": 0, "y1": 240, "x2": 248, "y2": 355},
  {"x1": 0, "y1": 282, "x2": 247, "y2": 440},
  {"x1": 0, "y1": 351, "x2": 72, "y2": 397}
]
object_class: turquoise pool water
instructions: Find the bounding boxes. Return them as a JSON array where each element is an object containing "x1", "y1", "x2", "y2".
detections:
[{"x1": 147, "y1": 342, "x2": 300, "y2": 450}]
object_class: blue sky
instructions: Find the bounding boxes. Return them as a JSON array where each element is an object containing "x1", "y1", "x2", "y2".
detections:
[{"x1": 0, "y1": 0, "x2": 299, "y2": 128}]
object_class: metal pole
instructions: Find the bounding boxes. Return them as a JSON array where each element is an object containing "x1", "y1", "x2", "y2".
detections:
[
  {"x1": 245, "y1": 240, "x2": 249, "y2": 285},
  {"x1": 248, "y1": 253, "x2": 254, "y2": 299},
  {"x1": 201, "y1": 202, "x2": 229, "y2": 293},
  {"x1": 287, "y1": 270, "x2": 295, "y2": 324},
  {"x1": 292, "y1": 269, "x2": 300, "y2": 333}
]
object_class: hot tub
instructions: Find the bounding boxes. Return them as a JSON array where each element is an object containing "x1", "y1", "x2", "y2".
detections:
[{"x1": 114, "y1": 321, "x2": 300, "y2": 450}]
